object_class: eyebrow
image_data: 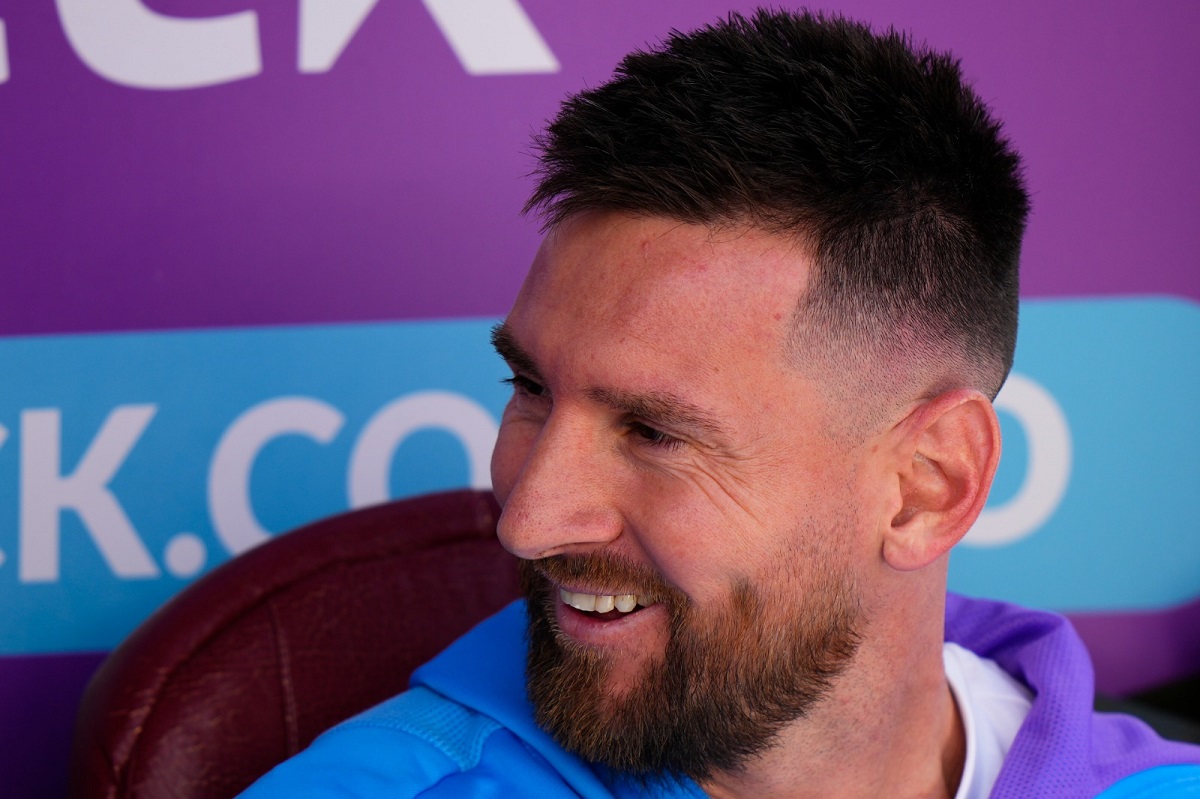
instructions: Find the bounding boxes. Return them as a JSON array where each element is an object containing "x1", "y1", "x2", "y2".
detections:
[
  {"x1": 586, "y1": 386, "x2": 728, "y2": 440},
  {"x1": 491, "y1": 322, "x2": 728, "y2": 441},
  {"x1": 491, "y1": 322, "x2": 542, "y2": 381}
]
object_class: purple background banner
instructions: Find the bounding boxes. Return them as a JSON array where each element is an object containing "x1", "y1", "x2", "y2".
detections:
[
  {"x1": 1, "y1": 2, "x2": 1197, "y2": 797},
  {"x1": 2, "y1": 1, "x2": 1197, "y2": 339}
]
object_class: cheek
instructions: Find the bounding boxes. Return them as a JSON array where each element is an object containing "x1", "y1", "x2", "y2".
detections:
[
  {"x1": 623, "y1": 470, "x2": 766, "y2": 598},
  {"x1": 628, "y1": 453, "x2": 866, "y2": 599}
]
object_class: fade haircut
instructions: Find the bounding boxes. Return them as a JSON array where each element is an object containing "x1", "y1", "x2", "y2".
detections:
[{"x1": 525, "y1": 9, "x2": 1029, "y2": 403}]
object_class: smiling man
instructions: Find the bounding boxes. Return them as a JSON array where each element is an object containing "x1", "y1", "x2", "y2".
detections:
[
  {"x1": 241, "y1": 9, "x2": 1200, "y2": 799},
  {"x1": 491, "y1": 217, "x2": 873, "y2": 786}
]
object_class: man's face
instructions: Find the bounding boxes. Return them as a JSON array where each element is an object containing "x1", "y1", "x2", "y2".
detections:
[{"x1": 490, "y1": 212, "x2": 875, "y2": 778}]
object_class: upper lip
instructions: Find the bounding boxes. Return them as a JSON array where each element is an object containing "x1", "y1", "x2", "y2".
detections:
[{"x1": 554, "y1": 583, "x2": 638, "y2": 596}]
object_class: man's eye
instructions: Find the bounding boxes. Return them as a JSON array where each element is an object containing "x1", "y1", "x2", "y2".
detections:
[
  {"x1": 502, "y1": 375, "x2": 546, "y2": 397},
  {"x1": 628, "y1": 421, "x2": 682, "y2": 450}
]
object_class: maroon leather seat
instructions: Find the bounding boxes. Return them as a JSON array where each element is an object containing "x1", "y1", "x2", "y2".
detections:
[{"x1": 69, "y1": 489, "x2": 519, "y2": 799}]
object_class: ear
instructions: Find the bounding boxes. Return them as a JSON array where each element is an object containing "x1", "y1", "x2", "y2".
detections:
[{"x1": 881, "y1": 389, "x2": 1001, "y2": 572}]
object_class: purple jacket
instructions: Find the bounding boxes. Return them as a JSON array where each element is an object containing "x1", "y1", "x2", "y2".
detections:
[
  {"x1": 241, "y1": 595, "x2": 1200, "y2": 798},
  {"x1": 945, "y1": 593, "x2": 1200, "y2": 797}
]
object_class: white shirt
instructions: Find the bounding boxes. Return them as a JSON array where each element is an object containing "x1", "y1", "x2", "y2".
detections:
[{"x1": 943, "y1": 642, "x2": 1034, "y2": 799}]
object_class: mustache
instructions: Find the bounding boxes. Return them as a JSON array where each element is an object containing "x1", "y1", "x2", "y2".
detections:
[{"x1": 519, "y1": 552, "x2": 687, "y2": 610}]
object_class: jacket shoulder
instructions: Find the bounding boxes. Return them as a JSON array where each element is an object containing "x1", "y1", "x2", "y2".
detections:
[{"x1": 237, "y1": 687, "x2": 558, "y2": 798}]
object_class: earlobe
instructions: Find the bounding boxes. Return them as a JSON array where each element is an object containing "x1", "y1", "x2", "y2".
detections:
[{"x1": 881, "y1": 390, "x2": 1001, "y2": 572}]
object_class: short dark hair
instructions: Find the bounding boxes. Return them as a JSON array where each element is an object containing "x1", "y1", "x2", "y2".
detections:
[{"x1": 526, "y1": 9, "x2": 1029, "y2": 401}]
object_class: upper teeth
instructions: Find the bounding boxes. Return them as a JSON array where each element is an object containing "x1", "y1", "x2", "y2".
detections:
[{"x1": 560, "y1": 589, "x2": 643, "y2": 613}]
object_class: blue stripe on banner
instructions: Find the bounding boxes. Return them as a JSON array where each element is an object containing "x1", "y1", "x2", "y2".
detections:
[
  {"x1": 950, "y1": 295, "x2": 1200, "y2": 612},
  {"x1": 0, "y1": 298, "x2": 1196, "y2": 655},
  {"x1": 0, "y1": 318, "x2": 510, "y2": 654}
]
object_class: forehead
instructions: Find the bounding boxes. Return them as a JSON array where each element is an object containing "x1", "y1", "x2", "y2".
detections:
[{"x1": 509, "y1": 213, "x2": 812, "y2": 365}]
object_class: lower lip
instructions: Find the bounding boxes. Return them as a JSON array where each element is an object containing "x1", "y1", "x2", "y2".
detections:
[{"x1": 554, "y1": 594, "x2": 668, "y2": 648}]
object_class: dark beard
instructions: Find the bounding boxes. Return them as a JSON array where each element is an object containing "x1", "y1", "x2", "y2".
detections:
[{"x1": 520, "y1": 552, "x2": 862, "y2": 783}]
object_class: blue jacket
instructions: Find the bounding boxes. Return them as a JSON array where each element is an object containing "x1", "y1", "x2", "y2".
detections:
[{"x1": 240, "y1": 596, "x2": 1200, "y2": 798}]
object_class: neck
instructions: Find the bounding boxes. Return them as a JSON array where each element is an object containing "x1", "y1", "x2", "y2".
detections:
[{"x1": 700, "y1": 590, "x2": 964, "y2": 799}]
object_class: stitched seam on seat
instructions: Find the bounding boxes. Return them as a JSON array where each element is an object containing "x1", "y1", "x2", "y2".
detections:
[
  {"x1": 115, "y1": 492, "x2": 507, "y2": 782},
  {"x1": 267, "y1": 598, "x2": 300, "y2": 754},
  {"x1": 130, "y1": 536, "x2": 503, "y2": 758},
  {"x1": 472, "y1": 495, "x2": 498, "y2": 541},
  {"x1": 167, "y1": 494, "x2": 499, "y2": 668}
]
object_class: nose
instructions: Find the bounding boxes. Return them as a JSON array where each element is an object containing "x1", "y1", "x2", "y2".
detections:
[{"x1": 492, "y1": 412, "x2": 623, "y2": 561}]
